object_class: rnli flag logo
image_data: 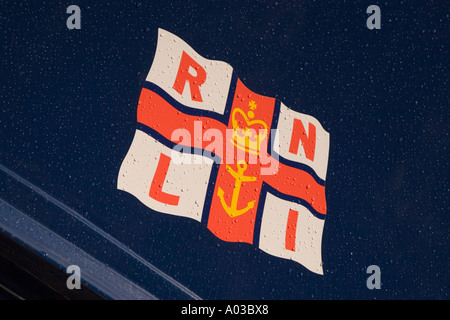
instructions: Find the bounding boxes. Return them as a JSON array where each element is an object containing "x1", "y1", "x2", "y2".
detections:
[{"x1": 118, "y1": 29, "x2": 330, "y2": 274}]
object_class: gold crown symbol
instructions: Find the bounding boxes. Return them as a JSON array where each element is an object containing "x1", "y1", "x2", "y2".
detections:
[{"x1": 230, "y1": 100, "x2": 268, "y2": 155}]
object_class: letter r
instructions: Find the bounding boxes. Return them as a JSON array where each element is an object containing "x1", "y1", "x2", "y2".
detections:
[{"x1": 172, "y1": 51, "x2": 206, "y2": 102}]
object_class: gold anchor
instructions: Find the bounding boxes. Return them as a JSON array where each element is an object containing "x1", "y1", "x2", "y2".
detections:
[{"x1": 217, "y1": 160, "x2": 257, "y2": 218}]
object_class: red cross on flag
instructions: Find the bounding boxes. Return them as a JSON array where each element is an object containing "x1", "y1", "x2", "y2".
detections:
[{"x1": 118, "y1": 29, "x2": 330, "y2": 275}]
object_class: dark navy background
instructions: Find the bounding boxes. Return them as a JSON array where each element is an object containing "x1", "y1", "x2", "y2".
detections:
[{"x1": 1, "y1": 0, "x2": 448, "y2": 299}]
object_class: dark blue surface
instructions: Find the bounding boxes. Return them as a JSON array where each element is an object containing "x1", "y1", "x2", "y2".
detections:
[{"x1": 1, "y1": 0, "x2": 448, "y2": 299}]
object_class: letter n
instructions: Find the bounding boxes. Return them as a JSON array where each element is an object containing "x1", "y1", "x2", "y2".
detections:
[
  {"x1": 172, "y1": 51, "x2": 206, "y2": 102},
  {"x1": 288, "y1": 119, "x2": 316, "y2": 161}
]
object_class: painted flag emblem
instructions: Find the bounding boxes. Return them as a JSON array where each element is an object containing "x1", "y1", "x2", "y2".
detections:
[{"x1": 118, "y1": 29, "x2": 330, "y2": 275}]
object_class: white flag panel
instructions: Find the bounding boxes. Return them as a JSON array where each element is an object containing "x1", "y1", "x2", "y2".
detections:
[
  {"x1": 274, "y1": 102, "x2": 330, "y2": 181},
  {"x1": 146, "y1": 28, "x2": 233, "y2": 115},
  {"x1": 258, "y1": 191, "x2": 325, "y2": 275},
  {"x1": 117, "y1": 129, "x2": 214, "y2": 222}
]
